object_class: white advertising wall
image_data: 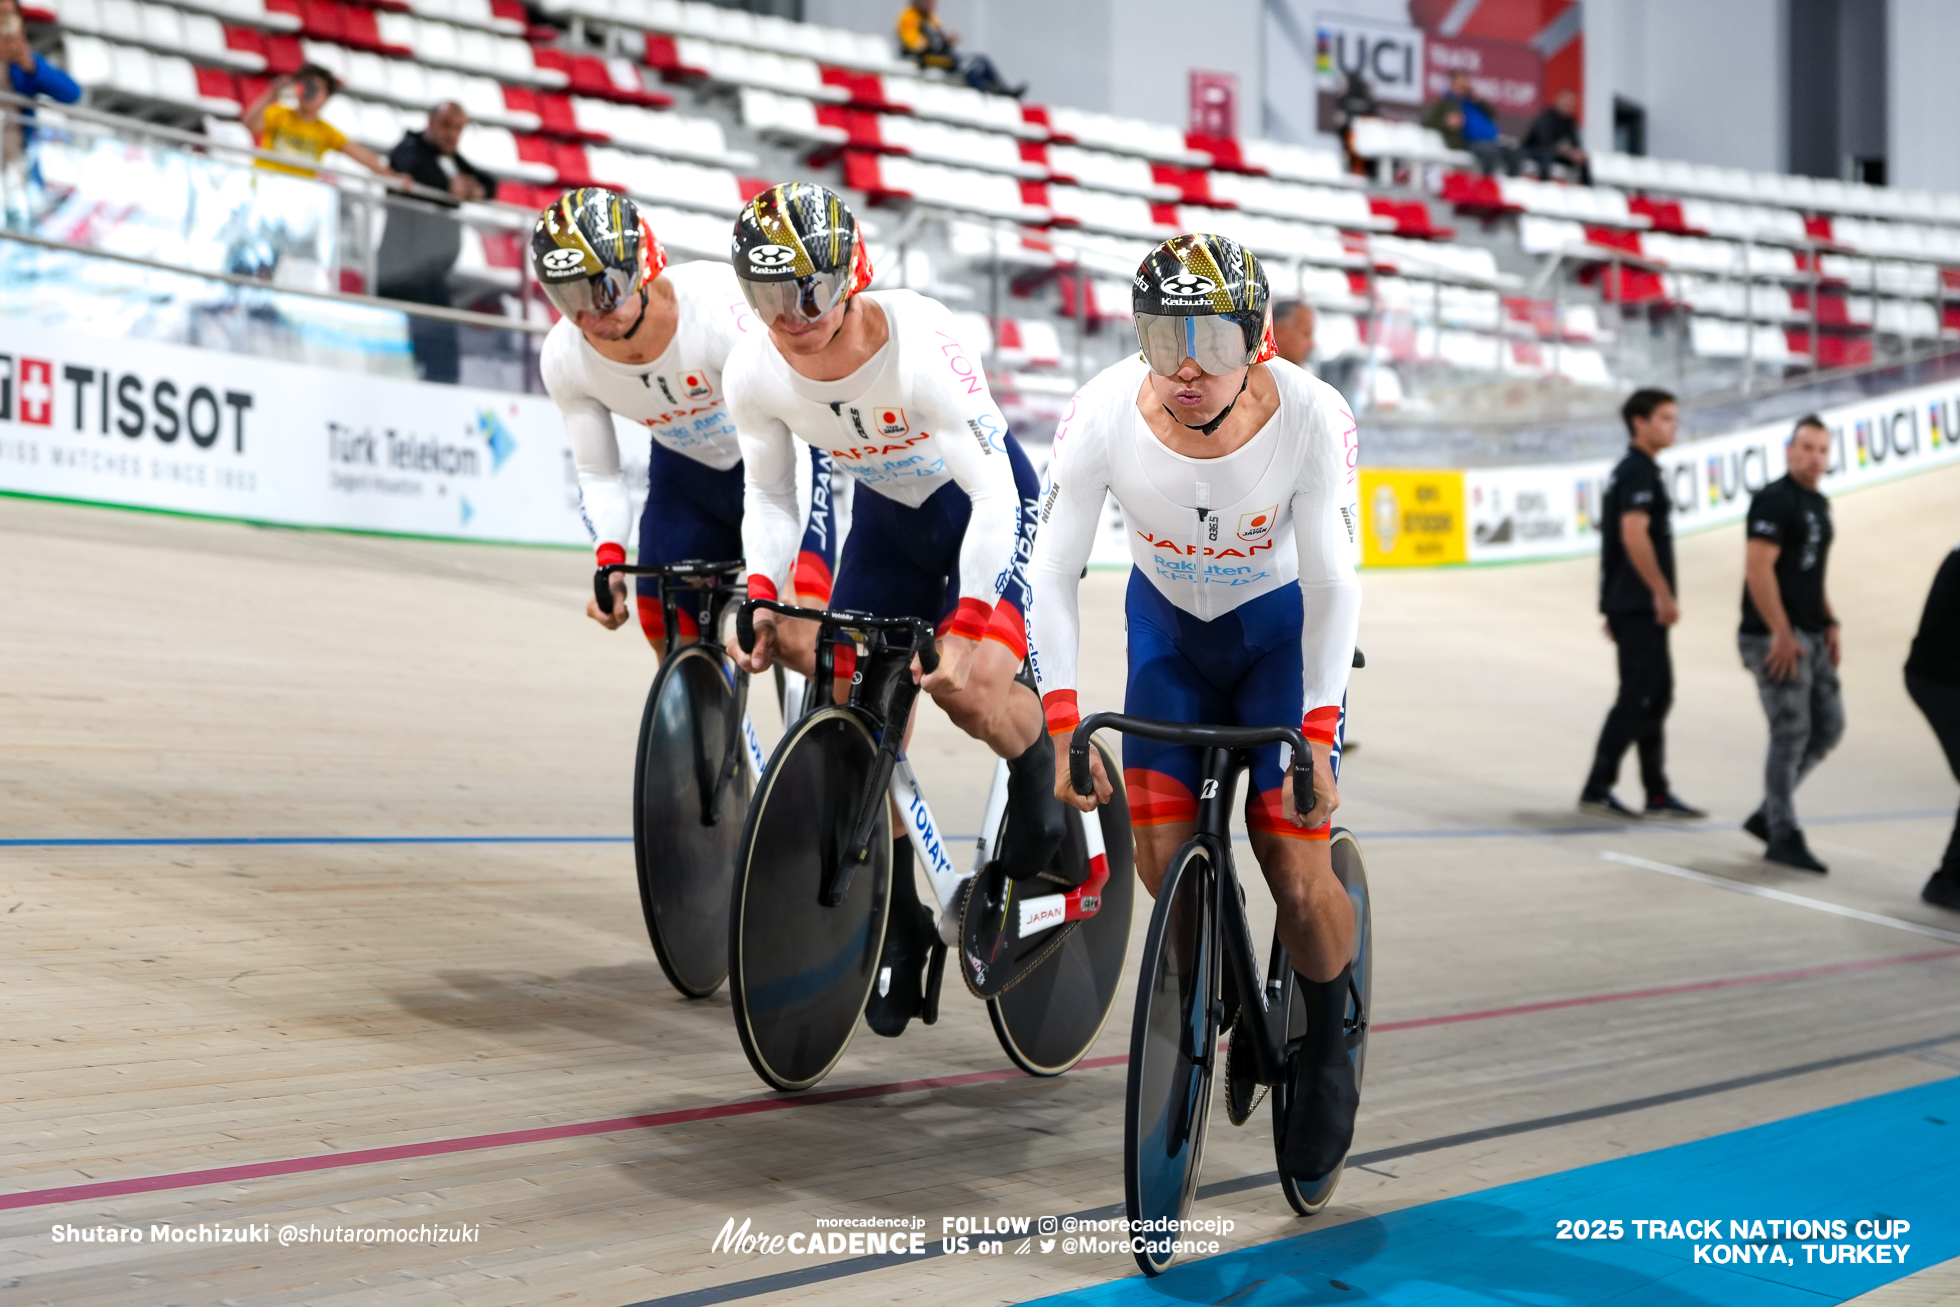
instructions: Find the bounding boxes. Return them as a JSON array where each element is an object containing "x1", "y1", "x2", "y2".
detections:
[
  {"x1": 0, "y1": 323, "x2": 597, "y2": 548},
  {"x1": 1464, "y1": 379, "x2": 1960, "y2": 565}
]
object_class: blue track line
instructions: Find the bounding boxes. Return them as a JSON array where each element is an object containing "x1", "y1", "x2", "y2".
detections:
[
  {"x1": 1, "y1": 808, "x2": 1945, "y2": 849},
  {"x1": 1022, "y1": 1075, "x2": 1960, "y2": 1306}
]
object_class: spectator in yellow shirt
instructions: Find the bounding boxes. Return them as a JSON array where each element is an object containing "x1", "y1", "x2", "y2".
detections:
[
  {"x1": 243, "y1": 65, "x2": 402, "y2": 181},
  {"x1": 895, "y1": 0, "x2": 1021, "y2": 96}
]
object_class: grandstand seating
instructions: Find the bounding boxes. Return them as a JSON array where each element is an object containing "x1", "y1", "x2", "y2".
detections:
[{"x1": 27, "y1": 0, "x2": 1960, "y2": 396}]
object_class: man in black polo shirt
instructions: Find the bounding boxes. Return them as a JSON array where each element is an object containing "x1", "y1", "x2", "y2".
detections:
[
  {"x1": 1738, "y1": 417, "x2": 1842, "y2": 872},
  {"x1": 1581, "y1": 388, "x2": 1706, "y2": 819},
  {"x1": 1909, "y1": 541, "x2": 1960, "y2": 909}
]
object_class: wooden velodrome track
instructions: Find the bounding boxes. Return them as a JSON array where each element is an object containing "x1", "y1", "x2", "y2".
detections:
[{"x1": 3, "y1": 462, "x2": 1959, "y2": 1306}]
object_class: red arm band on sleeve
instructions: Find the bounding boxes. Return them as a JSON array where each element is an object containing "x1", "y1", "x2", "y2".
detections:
[
  {"x1": 946, "y1": 596, "x2": 992, "y2": 642},
  {"x1": 747, "y1": 575, "x2": 779, "y2": 602},
  {"x1": 1043, "y1": 689, "x2": 1081, "y2": 736},
  {"x1": 595, "y1": 543, "x2": 626, "y2": 568},
  {"x1": 1302, "y1": 705, "x2": 1341, "y2": 745}
]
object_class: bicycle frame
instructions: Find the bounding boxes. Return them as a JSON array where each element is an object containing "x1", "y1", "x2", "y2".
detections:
[{"x1": 1070, "y1": 712, "x2": 1316, "y2": 1088}]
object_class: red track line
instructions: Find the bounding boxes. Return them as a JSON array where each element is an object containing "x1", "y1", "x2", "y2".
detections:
[{"x1": 8, "y1": 948, "x2": 1957, "y2": 1214}]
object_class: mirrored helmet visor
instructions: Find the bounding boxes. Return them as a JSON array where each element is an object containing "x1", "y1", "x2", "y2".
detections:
[
  {"x1": 1134, "y1": 311, "x2": 1259, "y2": 376},
  {"x1": 538, "y1": 264, "x2": 637, "y2": 324},
  {"x1": 738, "y1": 267, "x2": 851, "y2": 325}
]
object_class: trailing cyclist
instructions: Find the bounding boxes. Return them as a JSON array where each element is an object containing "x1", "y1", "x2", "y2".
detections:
[
  {"x1": 1027, "y1": 233, "x2": 1365, "y2": 1184},
  {"x1": 723, "y1": 182, "x2": 1068, "y2": 1039},
  {"x1": 532, "y1": 188, "x2": 833, "y2": 646}
]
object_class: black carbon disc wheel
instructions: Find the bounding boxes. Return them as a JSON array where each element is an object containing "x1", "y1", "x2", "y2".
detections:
[
  {"x1": 1124, "y1": 839, "x2": 1217, "y2": 1277},
  {"x1": 632, "y1": 644, "x2": 749, "y2": 999},
  {"x1": 728, "y1": 706, "x2": 892, "y2": 1092},
  {"x1": 1275, "y1": 826, "x2": 1372, "y2": 1216},
  {"x1": 988, "y1": 740, "x2": 1136, "y2": 1076}
]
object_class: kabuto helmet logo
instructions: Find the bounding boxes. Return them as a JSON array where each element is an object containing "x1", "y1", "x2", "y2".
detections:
[
  {"x1": 538, "y1": 247, "x2": 587, "y2": 277},
  {"x1": 1161, "y1": 273, "x2": 1217, "y2": 297},
  {"x1": 747, "y1": 243, "x2": 797, "y2": 271}
]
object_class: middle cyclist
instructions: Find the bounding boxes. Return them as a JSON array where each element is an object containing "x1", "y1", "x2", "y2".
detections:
[
  {"x1": 1028, "y1": 233, "x2": 1364, "y2": 1184},
  {"x1": 724, "y1": 182, "x2": 1067, "y2": 1037}
]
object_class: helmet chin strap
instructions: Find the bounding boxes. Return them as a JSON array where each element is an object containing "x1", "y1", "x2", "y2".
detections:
[
  {"x1": 1163, "y1": 368, "x2": 1249, "y2": 438},
  {"x1": 622, "y1": 286, "x2": 650, "y2": 341}
]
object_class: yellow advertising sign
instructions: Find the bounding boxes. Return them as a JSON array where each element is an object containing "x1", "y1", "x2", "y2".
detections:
[{"x1": 1359, "y1": 469, "x2": 1466, "y2": 566}]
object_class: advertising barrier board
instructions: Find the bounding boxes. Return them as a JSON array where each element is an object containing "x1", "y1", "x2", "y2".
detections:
[{"x1": 0, "y1": 323, "x2": 598, "y2": 548}]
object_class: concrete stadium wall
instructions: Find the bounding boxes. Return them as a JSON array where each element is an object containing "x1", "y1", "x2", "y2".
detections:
[{"x1": 1889, "y1": 0, "x2": 1960, "y2": 192}]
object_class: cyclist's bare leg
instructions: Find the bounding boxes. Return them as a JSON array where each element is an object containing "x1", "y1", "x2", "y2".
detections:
[
  {"x1": 929, "y1": 637, "x2": 1043, "y2": 759},
  {"x1": 1131, "y1": 824, "x2": 1353, "y2": 985}
]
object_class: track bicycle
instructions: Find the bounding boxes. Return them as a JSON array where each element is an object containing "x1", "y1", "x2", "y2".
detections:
[
  {"x1": 595, "y1": 559, "x2": 776, "y2": 999},
  {"x1": 725, "y1": 597, "x2": 1137, "y2": 1092},
  {"x1": 1066, "y1": 712, "x2": 1373, "y2": 1276}
]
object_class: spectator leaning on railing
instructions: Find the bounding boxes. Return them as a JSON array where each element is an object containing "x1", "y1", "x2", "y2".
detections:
[
  {"x1": 2, "y1": 0, "x2": 80, "y2": 110},
  {"x1": 1423, "y1": 69, "x2": 1508, "y2": 177},
  {"x1": 377, "y1": 100, "x2": 499, "y2": 384},
  {"x1": 243, "y1": 64, "x2": 402, "y2": 182}
]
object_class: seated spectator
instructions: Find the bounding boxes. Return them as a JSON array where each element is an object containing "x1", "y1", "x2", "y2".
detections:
[
  {"x1": 1424, "y1": 69, "x2": 1509, "y2": 177},
  {"x1": 377, "y1": 101, "x2": 499, "y2": 385},
  {"x1": 896, "y1": 0, "x2": 1023, "y2": 97},
  {"x1": 243, "y1": 66, "x2": 402, "y2": 181},
  {"x1": 1333, "y1": 72, "x2": 1378, "y2": 176},
  {"x1": 1521, "y1": 87, "x2": 1590, "y2": 185}
]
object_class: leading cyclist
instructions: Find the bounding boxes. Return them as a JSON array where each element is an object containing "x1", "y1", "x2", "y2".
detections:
[
  {"x1": 533, "y1": 188, "x2": 834, "y2": 645},
  {"x1": 723, "y1": 182, "x2": 1067, "y2": 1037},
  {"x1": 1028, "y1": 233, "x2": 1363, "y2": 1182}
]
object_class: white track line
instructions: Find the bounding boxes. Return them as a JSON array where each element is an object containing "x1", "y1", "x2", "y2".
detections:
[{"x1": 1601, "y1": 851, "x2": 1960, "y2": 945}]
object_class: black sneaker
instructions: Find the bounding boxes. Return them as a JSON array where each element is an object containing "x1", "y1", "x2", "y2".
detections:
[
  {"x1": 1922, "y1": 871, "x2": 1960, "y2": 912},
  {"x1": 1279, "y1": 1054, "x2": 1358, "y2": 1181},
  {"x1": 1645, "y1": 793, "x2": 1707, "y2": 820},
  {"x1": 1579, "y1": 791, "x2": 1642, "y2": 820},
  {"x1": 864, "y1": 902, "x2": 934, "y2": 1037},
  {"x1": 1764, "y1": 829, "x2": 1828, "y2": 874},
  {"x1": 1742, "y1": 808, "x2": 1770, "y2": 843}
]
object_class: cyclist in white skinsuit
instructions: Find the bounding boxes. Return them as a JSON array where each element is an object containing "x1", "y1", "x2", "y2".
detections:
[
  {"x1": 533, "y1": 187, "x2": 833, "y2": 646},
  {"x1": 724, "y1": 182, "x2": 1065, "y2": 1039},
  {"x1": 1027, "y1": 233, "x2": 1362, "y2": 1185}
]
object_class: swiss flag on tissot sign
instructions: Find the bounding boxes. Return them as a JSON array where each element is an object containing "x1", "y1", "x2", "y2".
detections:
[{"x1": 18, "y1": 358, "x2": 54, "y2": 426}]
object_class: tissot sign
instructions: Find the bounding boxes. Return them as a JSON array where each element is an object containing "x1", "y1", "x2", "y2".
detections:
[{"x1": 0, "y1": 324, "x2": 591, "y2": 547}]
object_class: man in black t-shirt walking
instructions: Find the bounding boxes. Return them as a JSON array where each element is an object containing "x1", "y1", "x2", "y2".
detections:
[
  {"x1": 1581, "y1": 389, "x2": 1706, "y2": 820},
  {"x1": 1738, "y1": 417, "x2": 1842, "y2": 872},
  {"x1": 1909, "y1": 542, "x2": 1960, "y2": 910}
]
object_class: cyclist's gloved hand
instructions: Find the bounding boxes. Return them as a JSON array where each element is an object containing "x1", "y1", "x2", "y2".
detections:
[{"x1": 587, "y1": 573, "x2": 631, "y2": 631}]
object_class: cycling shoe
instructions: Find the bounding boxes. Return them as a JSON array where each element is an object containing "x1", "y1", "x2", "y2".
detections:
[
  {"x1": 999, "y1": 735, "x2": 1068, "y2": 881},
  {"x1": 865, "y1": 901, "x2": 934, "y2": 1037},
  {"x1": 1280, "y1": 1053, "x2": 1358, "y2": 1180}
]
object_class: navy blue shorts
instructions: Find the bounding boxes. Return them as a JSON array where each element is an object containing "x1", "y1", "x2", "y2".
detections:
[
  {"x1": 828, "y1": 433, "x2": 1039, "y2": 658},
  {"x1": 1122, "y1": 571, "x2": 1344, "y2": 840},
  {"x1": 637, "y1": 440, "x2": 833, "y2": 644}
]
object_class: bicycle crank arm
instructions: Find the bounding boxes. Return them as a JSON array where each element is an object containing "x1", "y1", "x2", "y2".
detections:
[{"x1": 889, "y1": 756, "x2": 969, "y2": 945}]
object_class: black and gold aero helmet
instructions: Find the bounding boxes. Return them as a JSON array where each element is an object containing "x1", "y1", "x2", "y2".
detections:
[
  {"x1": 1131, "y1": 233, "x2": 1276, "y2": 376},
  {"x1": 730, "y1": 182, "x2": 874, "y2": 325},
  {"x1": 531, "y1": 188, "x2": 666, "y2": 324}
]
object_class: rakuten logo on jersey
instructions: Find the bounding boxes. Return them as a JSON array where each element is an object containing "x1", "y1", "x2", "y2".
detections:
[{"x1": 0, "y1": 353, "x2": 253, "y2": 452}]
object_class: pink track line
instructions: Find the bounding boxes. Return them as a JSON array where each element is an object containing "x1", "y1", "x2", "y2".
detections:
[{"x1": 6, "y1": 948, "x2": 1956, "y2": 1214}]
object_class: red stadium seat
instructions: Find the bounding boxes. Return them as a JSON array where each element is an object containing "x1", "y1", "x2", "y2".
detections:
[
  {"x1": 193, "y1": 66, "x2": 241, "y2": 110},
  {"x1": 1627, "y1": 196, "x2": 1690, "y2": 233}
]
